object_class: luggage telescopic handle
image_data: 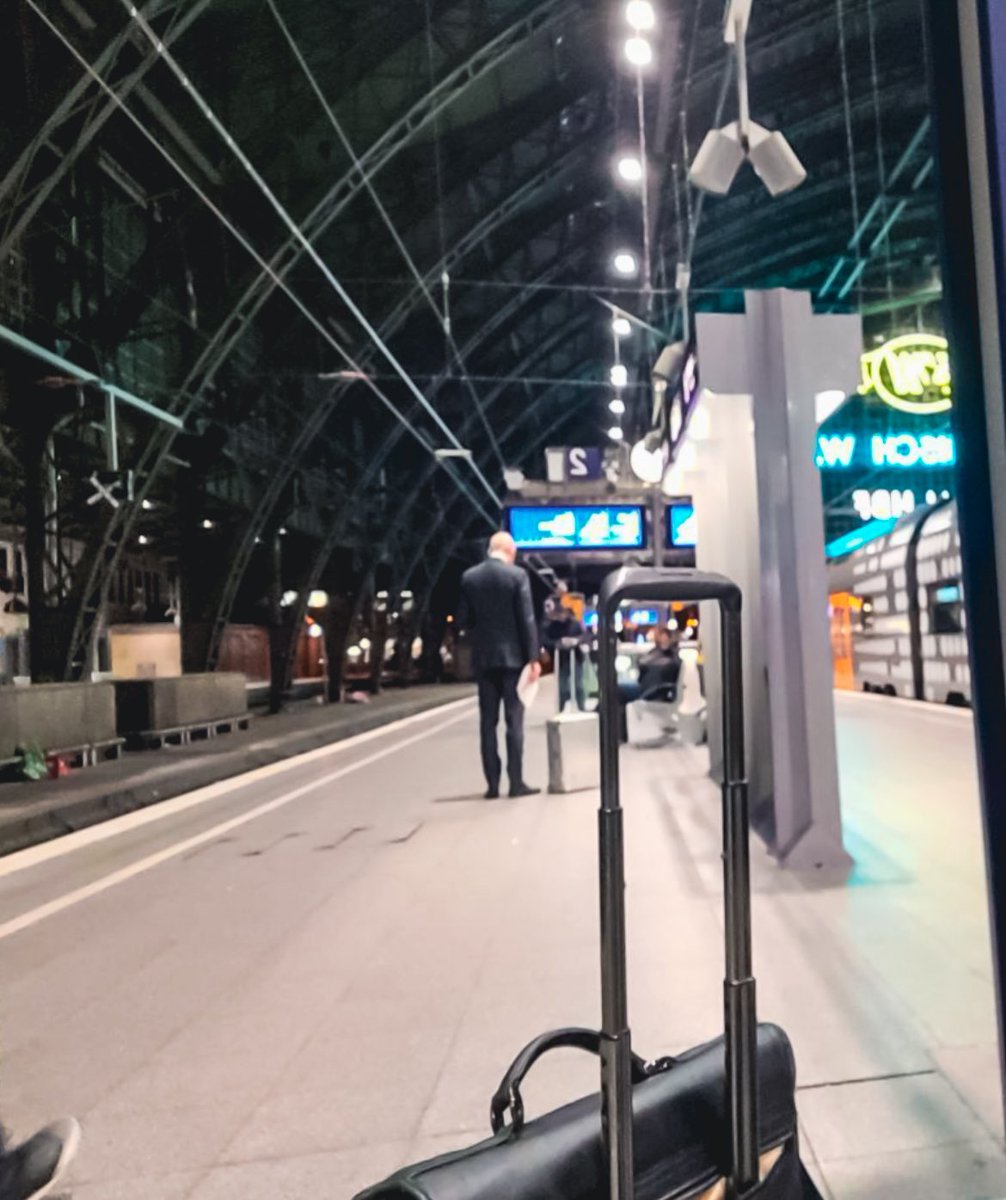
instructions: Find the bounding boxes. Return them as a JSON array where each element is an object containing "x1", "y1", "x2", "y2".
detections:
[{"x1": 596, "y1": 567, "x2": 758, "y2": 1200}]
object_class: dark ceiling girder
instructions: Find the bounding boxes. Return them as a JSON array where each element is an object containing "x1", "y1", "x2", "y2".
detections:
[
  {"x1": 275, "y1": 305, "x2": 597, "y2": 686},
  {"x1": 201, "y1": 153, "x2": 601, "y2": 670},
  {"x1": 0, "y1": 0, "x2": 214, "y2": 260},
  {"x1": 178, "y1": 0, "x2": 581, "y2": 399}
]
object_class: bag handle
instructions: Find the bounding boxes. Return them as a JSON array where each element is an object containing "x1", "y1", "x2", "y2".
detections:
[
  {"x1": 597, "y1": 567, "x2": 757, "y2": 1200},
  {"x1": 489, "y1": 1027, "x2": 661, "y2": 1135}
]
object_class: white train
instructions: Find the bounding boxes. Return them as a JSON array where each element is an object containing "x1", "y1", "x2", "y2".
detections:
[{"x1": 828, "y1": 501, "x2": 971, "y2": 705}]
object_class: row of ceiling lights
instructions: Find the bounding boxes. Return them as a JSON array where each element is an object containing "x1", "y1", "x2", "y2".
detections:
[{"x1": 605, "y1": 0, "x2": 656, "y2": 443}]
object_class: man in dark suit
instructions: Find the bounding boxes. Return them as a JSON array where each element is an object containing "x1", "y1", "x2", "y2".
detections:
[{"x1": 458, "y1": 531, "x2": 541, "y2": 798}]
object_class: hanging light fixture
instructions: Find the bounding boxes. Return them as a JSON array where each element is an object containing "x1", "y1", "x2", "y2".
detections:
[
  {"x1": 612, "y1": 251, "x2": 638, "y2": 276},
  {"x1": 624, "y1": 36, "x2": 653, "y2": 67},
  {"x1": 610, "y1": 364, "x2": 629, "y2": 388},
  {"x1": 612, "y1": 316, "x2": 632, "y2": 337},
  {"x1": 616, "y1": 155, "x2": 643, "y2": 184},
  {"x1": 608, "y1": 426, "x2": 625, "y2": 441},
  {"x1": 609, "y1": 397, "x2": 627, "y2": 415},
  {"x1": 625, "y1": 0, "x2": 656, "y2": 30}
]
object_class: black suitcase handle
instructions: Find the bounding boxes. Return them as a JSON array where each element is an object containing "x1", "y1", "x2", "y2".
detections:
[
  {"x1": 596, "y1": 567, "x2": 757, "y2": 1200},
  {"x1": 489, "y1": 1027, "x2": 656, "y2": 1135}
]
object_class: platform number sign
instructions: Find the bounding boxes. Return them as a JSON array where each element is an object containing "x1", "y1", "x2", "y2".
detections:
[{"x1": 565, "y1": 446, "x2": 603, "y2": 480}]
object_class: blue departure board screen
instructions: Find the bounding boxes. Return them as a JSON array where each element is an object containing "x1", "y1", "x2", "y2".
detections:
[
  {"x1": 667, "y1": 503, "x2": 697, "y2": 548},
  {"x1": 507, "y1": 505, "x2": 646, "y2": 551}
]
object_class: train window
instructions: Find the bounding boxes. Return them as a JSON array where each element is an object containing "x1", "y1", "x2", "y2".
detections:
[{"x1": 929, "y1": 580, "x2": 964, "y2": 634}]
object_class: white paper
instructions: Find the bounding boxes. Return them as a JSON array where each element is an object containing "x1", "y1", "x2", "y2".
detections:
[{"x1": 517, "y1": 663, "x2": 540, "y2": 708}]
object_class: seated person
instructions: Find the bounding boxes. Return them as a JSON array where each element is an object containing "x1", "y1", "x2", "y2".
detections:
[{"x1": 617, "y1": 627, "x2": 681, "y2": 739}]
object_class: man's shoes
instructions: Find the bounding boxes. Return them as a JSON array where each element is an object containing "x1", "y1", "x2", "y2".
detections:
[
  {"x1": 0, "y1": 1117, "x2": 81, "y2": 1200},
  {"x1": 509, "y1": 783, "x2": 541, "y2": 798},
  {"x1": 484, "y1": 787, "x2": 500, "y2": 799}
]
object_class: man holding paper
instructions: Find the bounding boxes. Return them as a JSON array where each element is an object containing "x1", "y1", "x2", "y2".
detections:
[{"x1": 458, "y1": 531, "x2": 541, "y2": 799}]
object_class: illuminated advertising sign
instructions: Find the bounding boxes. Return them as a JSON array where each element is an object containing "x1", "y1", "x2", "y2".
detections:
[
  {"x1": 858, "y1": 333, "x2": 952, "y2": 415},
  {"x1": 507, "y1": 504, "x2": 645, "y2": 551},
  {"x1": 816, "y1": 432, "x2": 956, "y2": 469}
]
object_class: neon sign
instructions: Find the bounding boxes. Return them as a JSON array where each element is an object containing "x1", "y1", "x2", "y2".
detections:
[
  {"x1": 871, "y1": 433, "x2": 955, "y2": 467},
  {"x1": 816, "y1": 431, "x2": 956, "y2": 468},
  {"x1": 858, "y1": 333, "x2": 952, "y2": 415}
]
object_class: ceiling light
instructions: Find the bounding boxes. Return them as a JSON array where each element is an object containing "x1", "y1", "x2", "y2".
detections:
[
  {"x1": 608, "y1": 426, "x2": 625, "y2": 441},
  {"x1": 138, "y1": 534, "x2": 150, "y2": 546},
  {"x1": 616, "y1": 155, "x2": 643, "y2": 184},
  {"x1": 610, "y1": 363, "x2": 629, "y2": 388},
  {"x1": 626, "y1": 0, "x2": 656, "y2": 31},
  {"x1": 201, "y1": 518, "x2": 214, "y2": 530},
  {"x1": 612, "y1": 316, "x2": 632, "y2": 337},
  {"x1": 609, "y1": 397, "x2": 626, "y2": 415},
  {"x1": 630, "y1": 438, "x2": 667, "y2": 484},
  {"x1": 141, "y1": 498, "x2": 154, "y2": 510},
  {"x1": 624, "y1": 36, "x2": 653, "y2": 67},
  {"x1": 613, "y1": 251, "x2": 638, "y2": 276}
]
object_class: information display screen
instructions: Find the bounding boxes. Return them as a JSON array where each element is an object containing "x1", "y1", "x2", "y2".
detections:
[
  {"x1": 667, "y1": 503, "x2": 697, "y2": 548},
  {"x1": 627, "y1": 608, "x2": 659, "y2": 626},
  {"x1": 507, "y1": 504, "x2": 646, "y2": 551}
]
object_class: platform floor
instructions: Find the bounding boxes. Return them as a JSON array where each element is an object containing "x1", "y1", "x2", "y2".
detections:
[{"x1": 0, "y1": 688, "x2": 1001, "y2": 1199}]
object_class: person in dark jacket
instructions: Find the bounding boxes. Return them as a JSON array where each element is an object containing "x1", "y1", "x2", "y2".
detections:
[
  {"x1": 617, "y1": 626, "x2": 681, "y2": 741},
  {"x1": 543, "y1": 596, "x2": 587, "y2": 712},
  {"x1": 458, "y1": 532, "x2": 541, "y2": 799}
]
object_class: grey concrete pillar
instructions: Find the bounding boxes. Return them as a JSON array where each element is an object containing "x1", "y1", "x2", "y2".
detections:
[
  {"x1": 696, "y1": 290, "x2": 860, "y2": 869},
  {"x1": 685, "y1": 391, "x2": 774, "y2": 828}
]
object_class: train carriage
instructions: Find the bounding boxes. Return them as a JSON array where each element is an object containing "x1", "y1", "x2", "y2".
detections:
[{"x1": 829, "y1": 501, "x2": 971, "y2": 705}]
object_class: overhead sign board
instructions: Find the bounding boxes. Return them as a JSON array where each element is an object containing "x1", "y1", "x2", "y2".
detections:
[
  {"x1": 507, "y1": 504, "x2": 645, "y2": 551},
  {"x1": 544, "y1": 446, "x2": 604, "y2": 483}
]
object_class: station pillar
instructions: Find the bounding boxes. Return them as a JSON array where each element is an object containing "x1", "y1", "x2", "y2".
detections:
[{"x1": 695, "y1": 289, "x2": 860, "y2": 869}]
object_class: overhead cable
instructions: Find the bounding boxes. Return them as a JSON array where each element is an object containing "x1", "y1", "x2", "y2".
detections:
[
  {"x1": 264, "y1": 0, "x2": 506, "y2": 472},
  {"x1": 117, "y1": 0, "x2": 501, "y2": 511},
  {"x1": 24, "y1": 0, "x2": 495, "y2": 526}
]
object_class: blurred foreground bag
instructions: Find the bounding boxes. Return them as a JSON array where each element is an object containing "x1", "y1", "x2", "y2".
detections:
[{"x1": 355, "y1": 570, "x2": 823, "y2": 1200}]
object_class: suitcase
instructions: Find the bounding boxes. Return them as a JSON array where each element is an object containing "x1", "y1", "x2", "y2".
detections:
[
  {"x1": 547, "y1": 640, "x2": 600, "y2": 794},
  {"x1": 355, "y1": 568, "x2": 821, "y2": 1200}
]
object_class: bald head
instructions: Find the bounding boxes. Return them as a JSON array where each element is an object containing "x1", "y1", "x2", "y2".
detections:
[{"x1": 488, "y1": 530, "x2": 517, "y2": 564}]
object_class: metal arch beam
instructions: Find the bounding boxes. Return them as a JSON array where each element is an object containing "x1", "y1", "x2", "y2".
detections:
[
  {"x1": 341, "y1": 316, "x2": 600, "y2": 602},
  {"x1": 277, "y1": 307, "x2": 598, "y2": 690},
  {"x1": 339, "y1": 376, "x2": 594, "y2": 684},
  {"x1": 400, "y1": 375, "x2": 594, "y2": 589},
  {"x1": 179, "y1": 0, "x2": 580, "y2": 398},
  {"x1": 394, "y1": 378, "x2": 597, "y2": 640},
  {"x1": 1, "y1": 0, "x2": 214, "y2": 259},
  {"x1": 200, "y1": 146, "x2": 597, "y2": 671},
  {"x1": 59, "y1": 65, "x2": 594, "y2": 681}
]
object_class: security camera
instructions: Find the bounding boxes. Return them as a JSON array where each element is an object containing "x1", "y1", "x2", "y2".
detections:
[{"x1": 652, "y1": 341, "x2": 686, "y2": 386}]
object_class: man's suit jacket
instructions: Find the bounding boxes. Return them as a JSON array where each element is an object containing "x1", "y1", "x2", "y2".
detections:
[{"x1": 458, "y1": 557, "x2": 538, "y2": 673}]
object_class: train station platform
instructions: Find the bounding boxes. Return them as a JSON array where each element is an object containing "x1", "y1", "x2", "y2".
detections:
[
  {"x1": 0, "y1": 684, "x2": 472, "y2": 858},
  {"x1": 0, "y1": 688, "x2": 1001, "y2": 1199}
]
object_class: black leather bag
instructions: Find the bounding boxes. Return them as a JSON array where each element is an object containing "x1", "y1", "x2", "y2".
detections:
[{"x1": 356, "y1": 570, "x2": 822, "y2": 1200}]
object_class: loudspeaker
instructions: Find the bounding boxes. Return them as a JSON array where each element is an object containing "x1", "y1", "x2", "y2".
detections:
[{"x1": 688, "y1": 123, "x2": 745, "y2": 195}]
